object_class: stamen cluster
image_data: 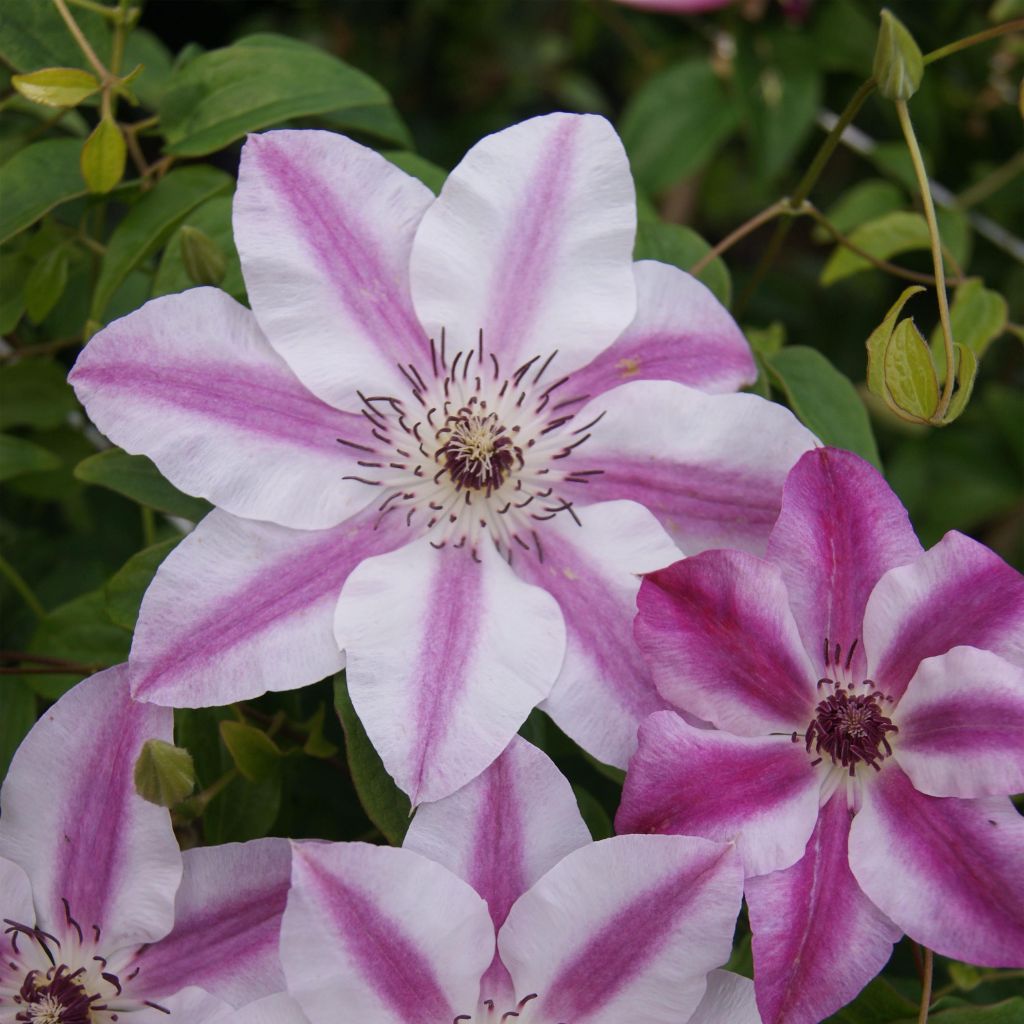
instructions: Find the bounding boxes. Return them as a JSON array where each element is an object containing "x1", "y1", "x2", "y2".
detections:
[
  {"x1": 337, "y1": 330, "x2": 603, "y2": 563},
  {"x1": 454, "y1": 993, "x2": 553, "y2": 1023}
]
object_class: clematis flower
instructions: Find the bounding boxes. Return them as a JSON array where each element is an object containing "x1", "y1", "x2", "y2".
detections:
[
  {"x1": 617, "y1": 446, "x2": 1024, "y2": 1024},
  {"x1": 0, "y1": 666, "x2": 292, "y2": 1023},
  {"x1": 70, "y1": 112, "x2": 815, "y2": 805},
  {"x1": 281, "y1": 734, "x2": 757, "y2": 1023}
]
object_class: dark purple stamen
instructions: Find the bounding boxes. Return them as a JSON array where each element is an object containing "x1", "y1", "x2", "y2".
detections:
[{"x1": 802, "y1": 687, "x2": 897, "y2": 775}]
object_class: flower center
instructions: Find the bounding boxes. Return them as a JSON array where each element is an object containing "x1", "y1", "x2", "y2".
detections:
[
  {"x1": 17, "y1": 965, "x2": 98, "y2": 1024},
  {"x1": 453, "y1": 993, "x2": 539, "y2": 1022},
  {"x1": 337, "y1": 331, "x2": 601, "y2": 563},
  {"x1": 792, "y1": 638, "x2": 897, "y2": 776}
]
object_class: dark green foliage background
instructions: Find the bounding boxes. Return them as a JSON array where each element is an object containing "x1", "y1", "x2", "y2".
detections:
[{"x1": 1, "y1": 1, "x2": 1021, "y2": 1018}]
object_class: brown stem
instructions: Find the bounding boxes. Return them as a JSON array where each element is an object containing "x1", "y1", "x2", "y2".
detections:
[
  {"x1": 52, "y1": 0, "x2": 110, "y2": 81},
  {"x1": 689, "y1": 200, "x2": 790, "y2": 276}
]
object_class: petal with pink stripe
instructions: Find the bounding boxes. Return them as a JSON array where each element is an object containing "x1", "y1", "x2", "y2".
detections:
[
  {"x1": 235, "y1": 129, "x2": 433, "y2": 408},
  {"x1": 687, "y1": 970, "x2": 760, "y2": 1024},
  {"x1": 516, "y1": 500, "x2": 680, "y2": 769},
  {"x1": 617, "y1": 712, "x2": 819, "y2": 877},
  {"x1": 410, "y1": 113, "x2": 637, "y2": 375},
  {"x1": 849, "y1": 764, "x2": 1024, "y2": 966},
  {"x1": 864, "y1": 530, "x2": 1024, "y2": 702},
  {"x1": 635, "y1": 550, "x2": 817, "y2": 735},
  {"x1": 747, "y1": 793, "x2": 901, "y2": 1024},
  {"x1": 765, "y1": 447, "x2": 922, "y2": 679},
  {"x1": 0, "y1": 666, "x2": 180, "y2": 950},
  {"x1": 129, "y1": 838, "x2": 290, "y2": 1007},
  {"x1": 281, "y1": 842, "x2": 492, "y2": 1024},
  {"x1": 894, "y1": 646, "x2": 1024, "y2": 798},
  {"x1": 403, "y1": 735, "x2": 590, "y2": 1002},
  {"x1": 214, "y1": 994, "x2": 311, "y2": 1024},
  {"x1": 499, "y1": 835, "x2": 742, "y2": 1024},
  {"x1": 131, "y1": 503, "x2": 408, "y2": 708},
  {"x1": 70, "y1": 288, "x2": 373, "y2": 531},
  {"x1": 0, "y1": 855, "x2": 33, "y2": 934},
  {"x1": 564, "y1": 380, "x2": 818, "y2": 555},
  {"x1": 336, "y1": 538, "x2": 566, "y2": 804},
  {"x1": 568, "y1": 261, "x2": 756, "y2": 399}
]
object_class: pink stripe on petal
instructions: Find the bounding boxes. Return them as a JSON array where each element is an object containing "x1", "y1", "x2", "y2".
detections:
[
  {"x1": 129, "y1": 839, "x2": 291, "y2": 1006},
  {"x1": 71, "y1": 289, "x2": 371, "y2": 530},
  {"x1": 569, "y1": 261, "x2": 756, "y2": 399},
  {"x1": 282, "y1": 843, "x2": 492, "y2": 1024},
  {"x1": 518, "y1": 501, "x2": 680, "y2": 768},
  {"x1": 617, "y1": 712, "x2": 819, "y2": 877},
  {"x1": 410, "y1": 113, "x2": 637, "y2": 375},
  {"x1": 236, "y1": 130, "x2": 434, "y2": 408},
  {"x1": 0, "y1": 667, "x2": 180, "y2": 950},
  {"x1": 747, "y1": 793, "x2": 901, "y2": 1024},
  {"x1": 850, "y1": 765, "x2": 1024, "y2": 966},
  {"x1": 895, "y1": 647, "x2": 1024, "y2": 798},
  {"x1": 765, "y1": 448, "x2": 922, "y2": 679},
  {"x1": 865, "y1": 531, "x2": 1024, "y2": 702},
  {"x1": 565, "y1": 381, "x2": 817, "y2": 556},
  {"x1": 338, "y1": 539, "x2": 565, "y2": 804},
  {"x1": 500, "y1": 835, "x2": 742, "y2": 1024},
  {"x1": 132, "y1": 504, "x2": 407, "y2": 708},
  {"x1": 636, "y1": 550, "x2": 817, "y2": 735}
]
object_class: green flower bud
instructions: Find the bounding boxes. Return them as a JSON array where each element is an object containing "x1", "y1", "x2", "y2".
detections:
[
  {"x1": 134, "y1": 738, "x2": 196, "y2": 807},
  {"x1": 873, "y1": 9, "x2": 924, "y2": 102},
  {"x1": 180, "y1": 225, "x2": 227, "y2": 286}
]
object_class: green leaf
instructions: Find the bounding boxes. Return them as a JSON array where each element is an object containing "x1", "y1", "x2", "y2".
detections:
[
  {"x1": 24, "y1": 245, "x2": 69, "y2": 323},
  {"x1": 319, "y1": 101, "x2": 412, "y2": 149},
  {"x1": 333, "y1": 672, "x2": 410, "y2": 845},
  {"x1": 383, "y1": 150, "x2": 448, "y2": 194},
  {"x1": 0, "y1": 359, "x2": 77, "y2": 430},
  {"x1": 634, "y1": 220, "x2": 732, "y2": 308},
  {"x1": 159, "y1": 33, "x2": 396, "y2": 157},
  {"x1": 151, "y1": 195, "x2": 245, "y2": 301},
  {"x1": 11, "y1": 67, "x2": 99, "y2": 107},
  {"x1": 0, "y1": 247, "x2": 31, "y2": 333},
  {"x1": 823, "y1": 975, "x2": 918, "y2": 1023},
  {"x1": 822, "y1": 211, "x2": 931, "y2": 286},
  {"x1": 621, "y1": 59, "x2": 740, "y2": 194},
  {"x1": 884, "y1": 318, "x2": 939, "y2": 420},
  {"x1": 219, "y1": 720, "x2": 283, "y2": 783},
  {"x1": 745, "y1": 322, "x2": 786, "y2": 359},
  {"x1": 121, "y1": 28, "x2": 175, "y2": 109},
  {"x1": 572, "y1": 784, "x2": 613, "y2": 841},
  {"x1": 0, "y1": 680, "x2": 35, "y2": 777},
  {"x1": 0, "y1": 0, "x2": 108, "y2": 74},
  {"x1": 939, "y1": 343, "x2": 978, "y2": 425},
  {"x1": 820, "y1": 179, "x2": 905, "y2": 237},
  {"x1": 0, "y1": 433, "x2": 62, "y2": 481},
  {"x1": 179, "y1": 224, "x2": 226, "y2": 286},
  {"x1": 873, "y1": 9, "x2": 924, "y2": 102},
  {"x1": 91, "y1": 165, "x2": 233, "y2": 321},
  {"x1": 80, "y1": 115, "x2": 126, "y2": 194},
  {"x1": 894, "y1": 999, "x2": 1024, "y2": 1024},
  {"x1": 302, "y1": 704, "x2": 340, "y2": 759},
  {"x1": 931, "y1": 278, "x2": 1009, "y2": 367},
  {"x1": 865, "y1": 284, "x2": 924, "y2": 401},
  {"x1": 0, "y1": 138, "x2": 88, "y2": 244},
  {"x1": 104, "y1": 537, "x2": 179, "y2": 630},
  {"x1": 766, "y1": 346, "x2": 882, "y2": 468},
  {"x1": 74, "y1": 450, "x2": 212, "y2": 520},
  {"x1": 134, "y1": 738, "x2": 196, "y2": 807}
]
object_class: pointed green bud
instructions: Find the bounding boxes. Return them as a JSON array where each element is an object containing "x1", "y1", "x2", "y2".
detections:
[
  {"x1": 180, "y1": 225, "x2": 227, "y2": 286},
  {"x1": 873, "y1": 10, "x2": 924, "y2": 101},
  {"x1": 134, "y1": 739, "x2": 196, "y2": 807}
]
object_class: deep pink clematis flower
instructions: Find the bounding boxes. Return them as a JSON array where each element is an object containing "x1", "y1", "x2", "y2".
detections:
[
  {"x1": 281, "y1": 735, "x2": 757, "y2": 1023},
  {"x1": 70, "y1": 113, "x2": 815, "y2": 805},
  {"x1": 617, "y1": 446, "x2": 1024, "y2": 1024},
  {"x1": 0, "y1": 667, "x2": 292, "y2": 1022}
]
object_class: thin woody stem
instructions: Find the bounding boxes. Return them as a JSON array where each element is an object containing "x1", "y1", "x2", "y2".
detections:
[
  {"x1": 689, "y1": 200, "x2": 790, "y2": 276},
  {"x1": 923, "y1": 19, "x2": 1024, "y2": 65},
  {"x1": 896, "y1": 99, "x2": 956, "y2": 419},
  {"x1": 918, "y1": 946, "x2": 934, "y2": 1024},
  {"x1": 52, "y1": 0, "x2": 110, "y2": 81}
]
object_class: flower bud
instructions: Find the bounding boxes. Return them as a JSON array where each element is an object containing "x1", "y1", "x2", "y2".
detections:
[
  {"x1": 873, "y1": 9, "x2": 924, "y2": 102},
  {"x1": 134, "y1": 738, "x2": 196, "y2": 807},
  {"x1": 180, "y1": 225, "x2": 227, "y2": 286}
]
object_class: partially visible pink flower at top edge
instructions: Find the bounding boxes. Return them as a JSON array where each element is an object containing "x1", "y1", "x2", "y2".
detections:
[
  {"x1": 612, "y1": 0, "x2": 734, "y2": 13},
  {"x1": 617, "y1": 446, "x2": 1024, "y2": 1024},
  {"x1": 0, "y1": 667, "x2": 292, "y2": 1021},
  {"x1": 281, "y1": 735, "x2": 760, "y2": 1023},
  {"x1": 69, "y1": 111, "x2": 816, "y2": 808}
]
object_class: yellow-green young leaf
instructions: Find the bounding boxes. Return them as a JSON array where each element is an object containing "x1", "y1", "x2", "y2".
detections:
[
  {"x1": 865, "y1": 285, "x2": 924, "y2": 400},
  {"x1": 821, "y1": 212, "x2": 929, "y2": 286},
  {"x1": 219, "y1": 720, "x2": 282, "y2": 782},
  {"x1": 134, "y1": 738, "x2": 196, "y2": 807},
  {"x1": 884, "y1": 318, "x2": 939, "y2": 420},
  {"x1": 930, "y1": 278, "x2": 1008, "y2": 375},
  {"x1": 12, "y1": 67, "x2": 99, "y2": 107},
  {"x1": 81, "y1": 116, "x2": 126, "y2": 194},
  {"x1": 179, "y1": 225, "x2": 226, "y2": 286},
  {"x1": 940, "y1": 343, "x2": 979, "y2": 425},
  {"x1": 24, "y1": 245, "x2": 69, "y2": 323},
  {"x1": 873, "y1": 9, "x2": 923, "y2": 101},
  {"x1": 302, "y1": 704, "x2": 339, "y2": 759},
  {"x1": 745, "y1": 322, "x2": 786, "y2": 359}
]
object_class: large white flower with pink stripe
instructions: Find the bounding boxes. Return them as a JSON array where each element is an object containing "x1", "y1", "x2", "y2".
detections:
[
  {"x1": 70, "y1": 112, "x2": 815, "y2": 805},
  {"x1": 281, "y1": 735, "x2": 758, "y2": 1024},
  {"x1": 0, "y1": 668, "x2": 292, "y2": 1023},
  {"x1": 617, "y1": 447, "x2": 1024, "y2": 1024}
]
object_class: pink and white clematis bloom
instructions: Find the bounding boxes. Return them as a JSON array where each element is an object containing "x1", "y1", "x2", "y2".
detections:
[
  {"x1": 70, "y1": 112, "x2": 815, "y2": 804},
  {"x1": 281, "y1": 735, "x2": 758, "y2": 1023},
  {"x1": 616, "y1": 446, "x2": 1024, "y2": 1024},
  {"x1": 0, "y1": 667, "x2": 292, "y2": 1023}
]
